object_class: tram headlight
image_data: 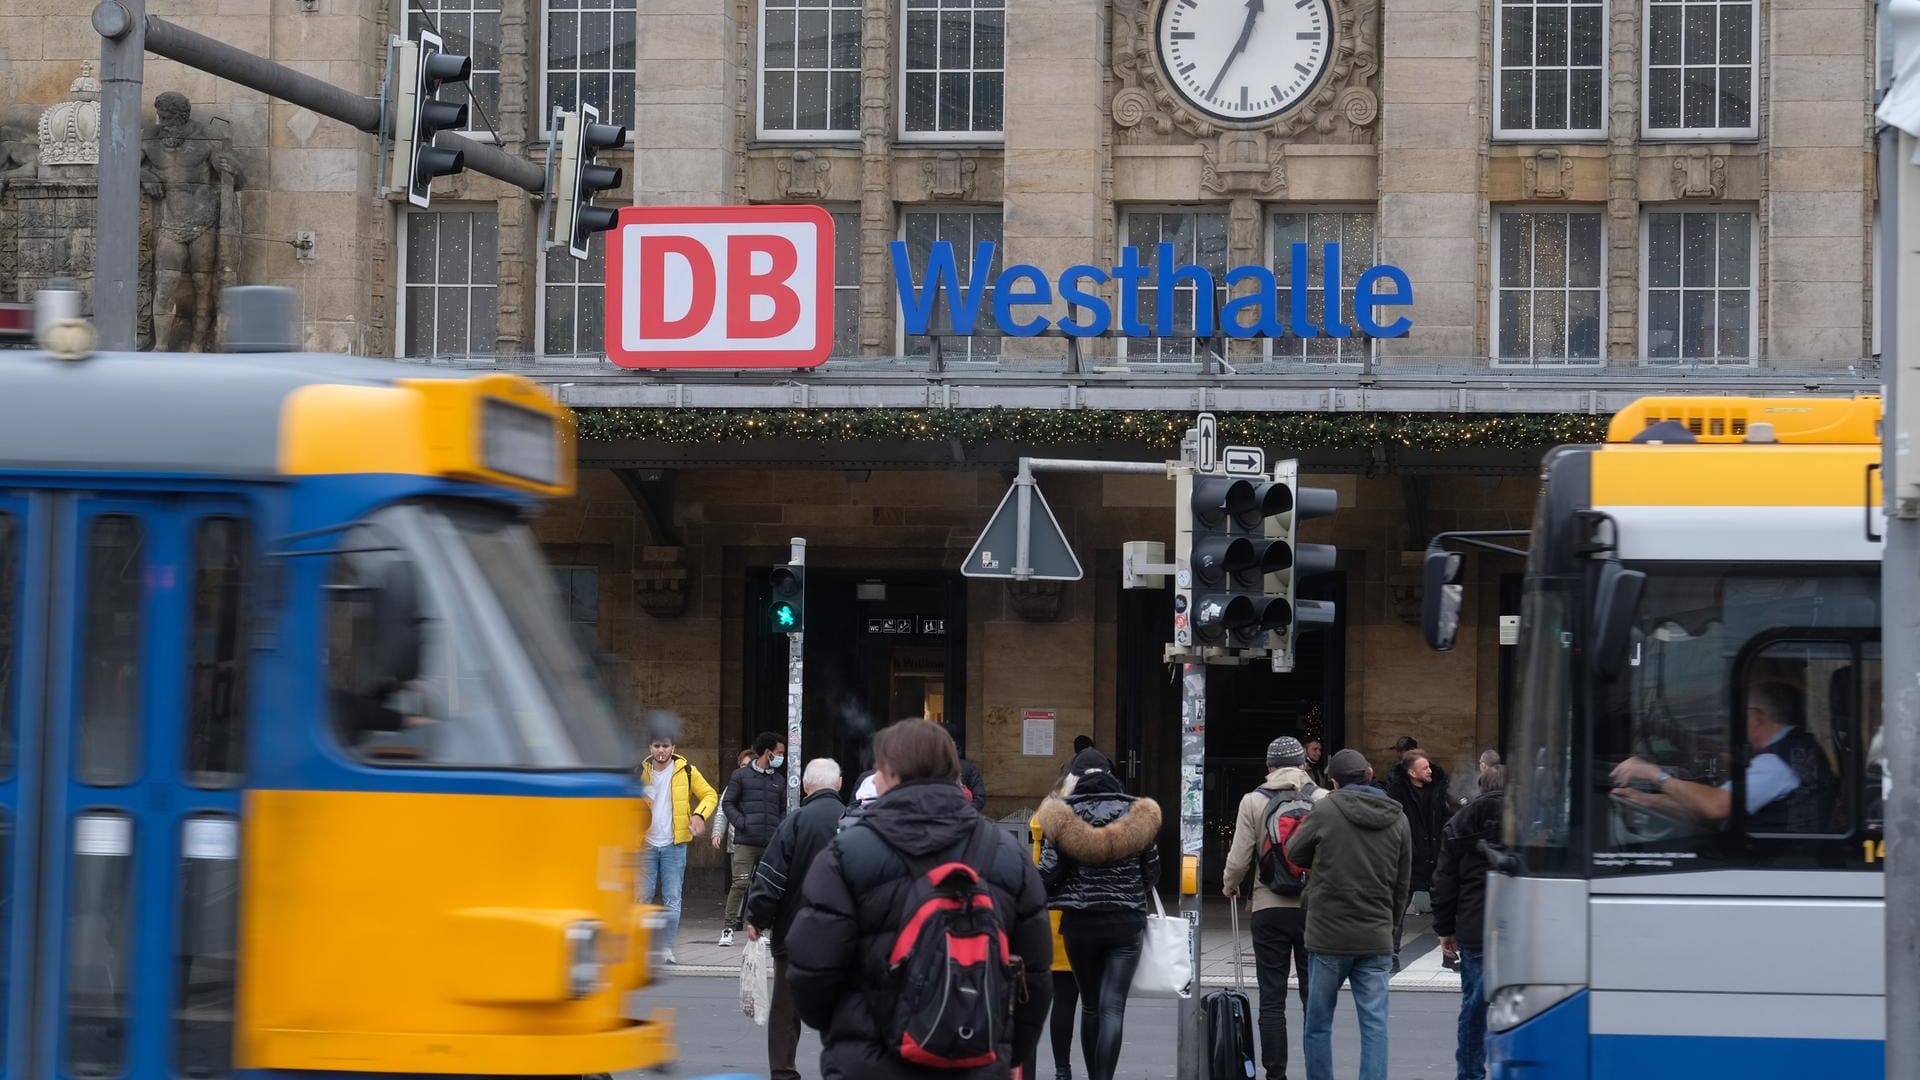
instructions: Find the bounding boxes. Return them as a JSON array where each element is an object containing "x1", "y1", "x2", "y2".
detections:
[
  {"x1": 566, "y1": 919, "x2": 607, "y2": 999},
  {"x1": 1487, "y1": 983, "x2": 1581, "y2": 1032}
]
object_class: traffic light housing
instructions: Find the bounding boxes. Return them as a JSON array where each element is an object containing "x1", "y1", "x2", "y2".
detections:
[
  {"x1": 1266, "y1": 459, "x2": 1339, "y2": 671},
  {"x1": 768, "y1": 563, "x2": 804, "y2": 634},
  {"x1": 551, "y1": 103, "x2": 627, "y2": 260},
  {"x1": 1176, "y1": 474, "x2": 1292, "y2": 649},
  {"x1": 391, "y1": 29, "x2": 471, "y2": 208}
]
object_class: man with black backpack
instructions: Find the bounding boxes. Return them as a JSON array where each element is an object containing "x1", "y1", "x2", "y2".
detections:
[{"x1": 1221, "y1": 736, "x2": 1328, "y2": 1080}]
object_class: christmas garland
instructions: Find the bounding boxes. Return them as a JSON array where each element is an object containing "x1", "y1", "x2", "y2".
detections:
[{"x1": 573, "y1": 407, "x2": 1609, "y2": 450}]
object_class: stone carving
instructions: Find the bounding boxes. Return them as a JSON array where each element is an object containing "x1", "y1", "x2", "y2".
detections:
[
  {"x1": 635, "y1": 547, "x2": 691, "y2": 619},
  {"x1": 778, "y1": 149, "x2": 832, "y2": 199},
  {"x1": 922, "y1": 150, "x2": 977, "y2": 199},
  {"x1": 1522, "y1": 147, "x2": 1573, "y2": 199},
  {"x1": 38, "y1": 63, "x2": 101, "y2": 166},
  {"x1": 1673, "y1": 146, "x2": 1727, "y2": 199},
  {"x1": 1006, "y1": 579, "x2": 1065, "y2": 622},
  {"x1": 1110, "y1": 0, "x2": 1380, "y2": 143},
  {"x1": 1200, "y1": 131, "x2": 1286, "y2": 196},
  {"x1": 140, "y1": 92, "x2": 239, "y2": 352}
]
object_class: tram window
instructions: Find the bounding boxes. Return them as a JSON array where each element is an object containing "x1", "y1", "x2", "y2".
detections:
[
  {"x1": 77, "y1": 515, "x2": 143, "y2": 787},
  {"x1": 0, "y1": 513, "x2": 15, "y2": 779},
  {"x1": 175, "y1": 815, "x2": 238, "y2": 1079},
  {"x1": 66, "y1": 811, "x2": 133, "y2": 1079},
  {"x1": 1736, "y1": 642, "x2": 1851, "y2": 837},
  {"x1": 186, "y1": 518, "x2": 249, "y2": 788}
]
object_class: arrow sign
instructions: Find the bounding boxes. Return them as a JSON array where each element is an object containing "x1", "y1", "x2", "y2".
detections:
[
  {"x1": 963, "y1": 481, "x2": 1084, "y2": 581},
  {"x1": 1196, "y1": 413, "x2": 1218, "y2": 473},
  {"x1": 1222, "y1": 445, "x2": 1265, "y2": 476}
]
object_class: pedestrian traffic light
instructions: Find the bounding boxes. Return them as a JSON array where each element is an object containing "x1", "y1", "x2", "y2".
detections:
[
  {"x1": 550, "y1": 103, "x2": 627, "y2": 260},
  {"x1": 768, "y1": 563, "x2": 804, "y2": 634},
  {"x1": 1266, "y1": 459, "x2": 1339, "y2": 671},
  {"x1": 391, "y1": 28, "x2": 470, "y2": 208}
]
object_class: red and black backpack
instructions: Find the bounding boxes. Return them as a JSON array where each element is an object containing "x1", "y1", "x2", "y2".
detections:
[
  {"x1": 1257, "y1": 783, "x2": 1318, "y2": 896},
  {"x1": 877, "y1": 822, "x2": 1020, "y2": 1070}
]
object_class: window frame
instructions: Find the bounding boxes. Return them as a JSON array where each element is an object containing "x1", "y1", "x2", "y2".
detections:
[
  {"x1": 394, "y1": 205, "x2": 501, "y2": 360},
  {"x1": 895, "y1": 206, "x2": 1005, "y2": 361},
  {"x1": 1637, "y1": 204, "x2": 1759, "y2": 367},
  {"x1": 756, "y1": 0, "x2": 865, "y2": 141},
  {"x1": 1639, "y1": 0, "x2": 1760, "y2": 141},
  {"x1": 1730, "y1": 630, "x2": 1873, "y2": 843},
  {"x1": 1262, "y1": 204, "x2": 1378, "y2": 366},
  {"x1": 895, "y1": 0, "x2": 1006, "y2": 143},
  {"x1": 1491, "y1": 0, "x2": 1609, "y2": 141},
  {"x1": 1489, "y1": 205, "x2": 1610, "y2": 368},
  {"x1": 538, "y1": 0, "x2": 639, "y2": 139},
  {"x1": 1116, "y1": 206, "x2": 1234, "y2": 363},
  {"x1": 402, "y1": 0, "x2": 504, "y2": 143},
  {"x1": 533, "y1": 238, "x2": 607, "y2": 360},
  {"x1": 824, "y1": 204, "x2": 863, "y2": 357}
]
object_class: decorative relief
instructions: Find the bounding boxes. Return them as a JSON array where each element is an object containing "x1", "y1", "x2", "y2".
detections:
[
  {"x1": 1522, "y1": 148, "x2": 1573, "y2": 199},
  {"x1": 1672, "y1": 146, "x2": 1727, "y2": 200},
  {"x1": 38, "y1": 63, "x2": 101, "y2": 167},
  {"x1": 1199, "y1": 131, "x2": 1286, "y2": 196},
  {"x1": 921, "y1": 150, "x2": 977, "y2": 199},
  {"x1": 779, "y1": 149, "x2": 833, "y2": 199},
  {"x1": 1109, "y1": 0, "x2": 1379, "y2": 143}
]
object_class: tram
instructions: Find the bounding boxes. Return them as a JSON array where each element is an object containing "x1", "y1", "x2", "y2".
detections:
[
  {"x1": 0, "y1": 313, "x2": 672, "y2": 1077},
  {"x1": 1424, "y1": 394, "x2": 1887, "y2": 1078}
]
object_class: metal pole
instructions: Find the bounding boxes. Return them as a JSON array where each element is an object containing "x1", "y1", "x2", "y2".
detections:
[
  {"x1": 786, "y1": 537, "x2": 806, "y2": 815},
  {"x1": 92, "y1": 0, "x2": 146, "y2": 349},
  {"x1": 1175, "y1": 660, "x2": 1207, "y2": 1080},
  {"x1": 1015, "y1": 461, "x2": 1034, "y2": 581},
  {"x1": 1884, "y1": 122, "x2": 1920, "y2": 1080}
]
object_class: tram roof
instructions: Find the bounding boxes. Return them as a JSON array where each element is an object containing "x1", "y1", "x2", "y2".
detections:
[{"x1": 0, "y1": 348, "x2": 572, "y2": 496}]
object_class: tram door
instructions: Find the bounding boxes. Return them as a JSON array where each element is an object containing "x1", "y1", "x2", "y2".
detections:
[{"x1": 2, "y1": 492, "x2": 251, "y2": 1080}]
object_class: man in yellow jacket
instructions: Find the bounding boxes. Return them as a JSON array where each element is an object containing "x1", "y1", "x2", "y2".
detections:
[{"x1": 638, "y1": 716, "x2": 718, "y2": 965}]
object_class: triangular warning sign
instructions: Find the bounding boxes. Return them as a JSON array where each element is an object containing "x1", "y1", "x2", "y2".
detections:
[{"x1": 961, "y1": 482, "x2": 1084, "y2": 581}]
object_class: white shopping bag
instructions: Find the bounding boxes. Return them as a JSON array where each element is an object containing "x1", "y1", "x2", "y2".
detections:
[
  {"x1": 739, "y1": 937, "x2": 773, "y2": 1026},
  {"x1": 1130, "y1": 890, "x2": 1193, "y2": 999}
]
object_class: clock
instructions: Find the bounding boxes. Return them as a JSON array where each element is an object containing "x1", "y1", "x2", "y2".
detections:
[{"x1": 1154, "y1": 0, "x2": 1336, "y2": 124}]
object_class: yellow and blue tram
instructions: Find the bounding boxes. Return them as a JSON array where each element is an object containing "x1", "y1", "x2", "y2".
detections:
[{"x1": 0, "y1": 338, "x2": 671, "y2": 1078}]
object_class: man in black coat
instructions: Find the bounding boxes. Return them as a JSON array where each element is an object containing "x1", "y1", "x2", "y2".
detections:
[
  {"x1": 1386, "y1": 747, "x2": 1451, "y2": 971},
  {"x1": 747, "y1": 758, "x2": 848, "y2": 1080},
  {"x1": 721, "y1": 730, "x2": 789, "y2": 945},
  {"x1": 1433, "y1": 763, "x2": 1505, "y2": 1080},
  {"x1": 788, "y1": 720, "x2": 1051, "y2": 1080}
]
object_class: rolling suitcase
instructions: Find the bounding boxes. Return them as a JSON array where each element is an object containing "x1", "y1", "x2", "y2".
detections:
[{"x1": 1201, "y1": 898, "x2": 1257, "y2": 1080}]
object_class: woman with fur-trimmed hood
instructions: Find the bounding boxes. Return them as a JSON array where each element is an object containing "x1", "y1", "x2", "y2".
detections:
[{"x1": 1036, "y1": 749, "x2": 1161, "y2": 1080}]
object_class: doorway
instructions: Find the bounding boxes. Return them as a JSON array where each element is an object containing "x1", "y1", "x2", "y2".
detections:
[{"x1": 744, "y1": 568, "x2": 967, "y2": 789}]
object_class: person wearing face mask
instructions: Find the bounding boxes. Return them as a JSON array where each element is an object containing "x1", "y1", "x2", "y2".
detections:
[{"x1": 720, "y1": 730, "x2": 789, "y2": 946}]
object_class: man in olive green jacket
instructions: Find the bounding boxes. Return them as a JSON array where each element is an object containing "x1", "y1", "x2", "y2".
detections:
[{"x1": 1283, "y1": 748, "x2": 1411, "y2": 1080}]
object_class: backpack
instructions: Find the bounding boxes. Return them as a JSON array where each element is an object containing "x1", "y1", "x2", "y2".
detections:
[
  {"x1": 1256, "y1": 784, "x2": 1317, "y2": 897},
  {"x1": 876, "y1": 822, "x2": 1020, "y2": 1069}
]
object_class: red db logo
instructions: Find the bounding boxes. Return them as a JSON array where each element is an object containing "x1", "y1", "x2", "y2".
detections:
[{"x1": 605, "y1": 205, "x2": 835, "y2": 369}]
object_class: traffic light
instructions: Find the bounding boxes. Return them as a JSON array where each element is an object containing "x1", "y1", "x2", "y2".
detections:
[
  {"x1": 1266, "y1": 459, "x2": 1339, "y2": 671},
  {"x1": 768, "y1": 563, "x2": 804, "y2": 634},
  {"x1": 551, "y1": 103, "x2": 628, "y2": 260},
  {"x1": 391, "y1": 28, "x2": 471, "y2": 208},
  {"x1": 1176, "y1": 473, "x2": 1292, "y2": 649}
]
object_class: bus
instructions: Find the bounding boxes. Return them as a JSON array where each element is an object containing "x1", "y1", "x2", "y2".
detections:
[
  {"x1": 1423, "y1": 395, "x2": 1887, "y2": 1078},
  {"x1": 0, "y1": 315, "x2": 672, "y2": 1078}
]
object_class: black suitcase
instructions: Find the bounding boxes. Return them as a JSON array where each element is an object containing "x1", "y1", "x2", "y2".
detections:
[{"x1": 1202, "y1": 899, "x2": 1257, "y2": 1080}]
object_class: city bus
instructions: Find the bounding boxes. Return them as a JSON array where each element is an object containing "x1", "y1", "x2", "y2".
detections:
[
  {"x1": 0, "y1": 312, "x2": 672, "y2": 1078},
  {"x1": 1423, "y1": 394, "x2": 1887, "y2": 1078}
]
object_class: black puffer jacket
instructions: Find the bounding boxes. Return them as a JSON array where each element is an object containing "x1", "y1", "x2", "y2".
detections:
[
  {"x1": 787, "y1": 779, "x2": 1053, "y2": 1080},
  {"x1": 1432, "y1": 789, "x2": 1504, "y2": 949},
  {"x1": 723, "y1": 762, "x2": 787, "y2": 847},
  {"x1": 1035, "y1": 783, "x2": 1162, "y2": 913}
]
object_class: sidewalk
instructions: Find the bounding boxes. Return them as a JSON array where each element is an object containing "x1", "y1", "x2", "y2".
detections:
[{"x1": 661, "y1": 896, "x2": 1462, "y2": 994}]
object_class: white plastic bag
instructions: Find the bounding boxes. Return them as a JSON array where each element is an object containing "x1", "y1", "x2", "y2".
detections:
[
  {"x1": 1130, "y1": 890, "x2": 1193, "y2": 998},
  {"x1": 739, "y1": 937, "x2": 773, "y2": 1026}
]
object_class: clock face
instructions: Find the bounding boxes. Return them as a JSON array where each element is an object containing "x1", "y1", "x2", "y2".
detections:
[{"x1": 1155, "y1": 0, "x2": 1336, "y2": 124}]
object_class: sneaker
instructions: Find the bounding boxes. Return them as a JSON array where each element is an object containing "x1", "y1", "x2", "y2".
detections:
[
  {"x1": 719, "y1": 927, "x2": 735, "y2": 946},
  {"x1": 663, "y1": 949, "x2": 678, "y2": 965}
]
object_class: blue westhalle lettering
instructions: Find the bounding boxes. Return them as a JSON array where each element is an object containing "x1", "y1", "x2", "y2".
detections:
[{"x1": 891, "y1": 240, "x2": 1415, "y2": 339}]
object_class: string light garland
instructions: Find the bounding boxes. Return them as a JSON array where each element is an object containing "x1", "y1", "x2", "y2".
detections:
[{"x1": 574, "y1": 407, "x2": 1609, "y2": 450}]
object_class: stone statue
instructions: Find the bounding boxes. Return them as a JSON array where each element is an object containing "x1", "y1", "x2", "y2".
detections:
[{"x1": 140, "y1": 92, "x2": 237, "y2": 352}]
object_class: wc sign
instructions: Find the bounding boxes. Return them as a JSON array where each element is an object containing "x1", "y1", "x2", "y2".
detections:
[{"x1": 606, "y1": 205, "x2": 836, "y2": 369}]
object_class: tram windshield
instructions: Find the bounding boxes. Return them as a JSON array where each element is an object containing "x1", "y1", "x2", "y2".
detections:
[{"x1": 326, "y1": 502, "x2": 634, "y2": 770}]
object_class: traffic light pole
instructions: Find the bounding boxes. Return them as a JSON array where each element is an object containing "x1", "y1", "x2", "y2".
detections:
[
  {"x1": 1176, "y1": 660, "x2": 1206, "y2": 1080},
  {"x1": 785, "y1": 537, "x2": 806, "y2": 814}
]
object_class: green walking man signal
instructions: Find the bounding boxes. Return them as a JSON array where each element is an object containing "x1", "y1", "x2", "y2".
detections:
[{"x1": 769, "y1": 563, "x2": 805, "y2": 634}]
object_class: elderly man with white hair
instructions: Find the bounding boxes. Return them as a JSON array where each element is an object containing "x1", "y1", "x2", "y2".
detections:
[{"x1": 745, "y1": 757, "x2": 846, "y2": 1080}]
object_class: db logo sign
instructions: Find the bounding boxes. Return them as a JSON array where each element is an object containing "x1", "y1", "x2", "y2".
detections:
[{"x1": 606, "y1": 205, "x2": 835, "y2": 369}]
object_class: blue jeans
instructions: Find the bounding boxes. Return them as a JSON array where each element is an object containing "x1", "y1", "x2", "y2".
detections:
[
  {"x1": 639, "y1": 842, "x2": 688, "y2": 948},
  {"x1": 1456, "y1": 948, "x2": 1486, "y2": 1080},
  {"x1": 1303, "y1": 953, "x2": 1391, "y2": 1080}
]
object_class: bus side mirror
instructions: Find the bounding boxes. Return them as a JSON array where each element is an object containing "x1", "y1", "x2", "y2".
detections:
[
  {"x1": 1422, "y1": 546, "x2": 1465, "y2": 652},
  {"x1": 1588, "y1": 561, "x2": 1646, "y2": 681},
  {"x1": 372, "y1": 559, "x2": 424, "y2": 690}
]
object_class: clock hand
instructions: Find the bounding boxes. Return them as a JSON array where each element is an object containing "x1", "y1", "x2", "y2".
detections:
[{"x1": 1205, "y1": 0, "x2": 1265, "y2": 101}]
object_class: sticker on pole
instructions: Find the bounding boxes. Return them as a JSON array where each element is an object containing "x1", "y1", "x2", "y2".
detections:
[
  {"x1": 962, "y1": 482, "x2": 1084, "y2": 581},
  {"x1": 605, "y1": 205, "x2": 836, "y2": 369}
]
